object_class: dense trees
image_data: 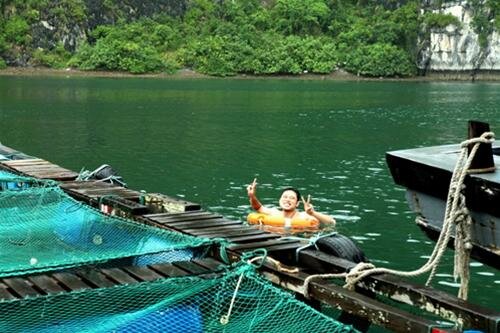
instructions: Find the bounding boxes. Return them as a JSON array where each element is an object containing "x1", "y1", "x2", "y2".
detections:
[{"x1": 0, "y1": 0, "x2": 491, "y2": 77}]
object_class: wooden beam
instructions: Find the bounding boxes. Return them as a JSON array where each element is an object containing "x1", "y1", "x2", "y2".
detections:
[
  {"x1": 259, "y1": 262, "x2": 456, "y2": 333},
  {"x1": 298, "y1": 249, "x2": 500, "y2": 332}
]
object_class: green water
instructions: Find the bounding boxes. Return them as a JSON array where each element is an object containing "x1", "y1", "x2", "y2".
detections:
[{"x1": 0, "y1": 76, "x2": 498, "y2": 316}]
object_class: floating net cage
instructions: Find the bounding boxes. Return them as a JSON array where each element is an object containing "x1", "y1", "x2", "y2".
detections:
[
  {"x1": 0, "y1": 169, "x2": 356, "y2": 332},
  {"x1": 0, "y1": 264, "x2": 356, "y2": 333},
  {"x1": 0, "y1": 170, "x2": 216, "y2": 277}
]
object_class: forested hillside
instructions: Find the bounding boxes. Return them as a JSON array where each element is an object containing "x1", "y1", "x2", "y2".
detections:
[{"x1": 0, "y1": 0, "x2": 497, "y2": 76}]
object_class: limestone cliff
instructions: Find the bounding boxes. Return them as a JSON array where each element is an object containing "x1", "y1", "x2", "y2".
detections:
[
  {"x1": 6, "y1": 0, "x2": 186, "y2": 66},
  {"x1": 419, "y1": 1, "x2": 499, "y2": 76}
]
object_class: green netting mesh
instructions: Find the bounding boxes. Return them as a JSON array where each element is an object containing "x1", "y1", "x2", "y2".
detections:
[
  {"x1": 0, "y1": 169, "x2": 21, "y2": 180},
  {"x1": 0, "y1": 169, "x2": 45, "y2": 191},
  {"x1": 0, "y1": 172, "x2": 216, "y2": 277},
  {"x1": 0, "y1": 264, "x2": 357, "y2": 333}
]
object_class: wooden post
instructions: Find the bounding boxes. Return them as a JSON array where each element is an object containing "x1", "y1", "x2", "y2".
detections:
[{"x1": 467, "y1": 120, "x2": 495, "y2": 173}]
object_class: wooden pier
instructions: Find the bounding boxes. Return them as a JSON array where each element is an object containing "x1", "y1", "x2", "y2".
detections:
[
  {"x1": 0, "y1": 257, "x2": 225, "y2": 300},
  {"x1": 1, "y1": 147, "x2": 499, "y2": 333}
]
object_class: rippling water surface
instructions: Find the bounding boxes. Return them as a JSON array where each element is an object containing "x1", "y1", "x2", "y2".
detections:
[{"x1": 1, "y1": 76, "x2": 498, "y2": 319}]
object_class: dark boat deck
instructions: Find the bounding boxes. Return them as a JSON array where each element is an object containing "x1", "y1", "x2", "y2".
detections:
[
  {"x1": 1, "y1": 146, "x2": 499, "y2": 333},
  {"x1": 388, "y1": 141, "x2": 500, "y2": 181},
  {"x1": 386, "y1": 140, "x2": 500, "y2": 269},
  {"x1": 387, "y1": 141, "x2": 500, "y2": 216}
]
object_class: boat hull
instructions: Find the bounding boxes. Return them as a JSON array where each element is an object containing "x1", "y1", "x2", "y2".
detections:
[
  {"x1": 407, "y1": 189, "x2": 500, "y2": 269},
  {"x1": 387, "y1": 142, "x2": 500, "y2": 268}
]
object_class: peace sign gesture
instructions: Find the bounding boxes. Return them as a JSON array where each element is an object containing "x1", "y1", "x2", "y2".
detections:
[{"x1": 302, "y1": 194, "x2": 315, "y2": 215}]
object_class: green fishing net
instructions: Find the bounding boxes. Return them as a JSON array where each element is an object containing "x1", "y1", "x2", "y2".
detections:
[
  {"x1": 0, "y1": 171, "x2": 216, "y2": 277},
  {"x1": 0, "y1": 264, "x2": 356, "y2": 333}
]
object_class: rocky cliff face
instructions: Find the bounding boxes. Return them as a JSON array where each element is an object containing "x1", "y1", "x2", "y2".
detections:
[
  {"x1": 419, "y1": 1, "x2": 499, "y2": 74},
  {"x1": 32, "y1": 0, "x2": 186, "y2": 51}
]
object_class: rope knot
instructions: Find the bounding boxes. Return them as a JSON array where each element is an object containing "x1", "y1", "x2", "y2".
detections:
[
  {"x1": 460, "y1": 131, "x2": 495, "y2": 148},
  {"x1": 343, "y1": 262, "x2": 376, "y2": 290}
]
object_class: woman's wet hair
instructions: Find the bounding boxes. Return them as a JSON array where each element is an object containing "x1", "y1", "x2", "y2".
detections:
[{"x1": 281, "y1": 187, "x2": 301, "y2": 201}]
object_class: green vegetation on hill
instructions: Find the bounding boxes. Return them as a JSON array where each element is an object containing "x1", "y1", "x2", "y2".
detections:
[{"x1": 0, "y1": 0, "x2": 494, "y2": 77}]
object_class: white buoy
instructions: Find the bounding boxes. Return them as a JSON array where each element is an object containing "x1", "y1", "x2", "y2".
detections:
[
  {"x1": 93, "y1": 234, "x2": 103, "y2": 245},
  {"x1": 30, "y1": 257, "x2": 38, "y2": 265}
]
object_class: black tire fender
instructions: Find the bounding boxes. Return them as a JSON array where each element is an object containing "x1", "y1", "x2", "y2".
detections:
[{"x1": 316, "y1": 233, "x2": 368, "y2": 263}]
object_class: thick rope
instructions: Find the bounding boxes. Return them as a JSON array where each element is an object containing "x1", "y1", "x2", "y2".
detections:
[
  {"x1": 302, "y1": 132, "x2": 495, "y2": 300},
  {"x1": 276, "y1": 232, "x2": 339, "y2": 262}
]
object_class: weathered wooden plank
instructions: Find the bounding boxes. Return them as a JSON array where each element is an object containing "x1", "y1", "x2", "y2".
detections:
[
  {"x1": 145, "y1": 210, "x2": 208, "y2": 218},
  {"x1": 228, "y1": 239, "x2": 302, "y2": 251},
  {"x1": 0, "y1": 282, "x2": 16, "y2": 300},
  {"x1": 12, "y1": 168, "x2": 60, "y2": 174},
  {"x1": 165, "y1": 217, "x2": 239, "y2": 226},
  {"x1": 48, "y1": 175, "x2": 79, "y2": 181},
  {"x1": 13, "y1": 165, "x2": 67, "y2": 171},
  {"x1": 28, "y1": 275, "x2": 66, "y2": 294},
  {"x1": 154, "y1": 215, "x2": 226, "y2": 225},
  {"x1": 260, "y1": 263, "x2": 450, "y2": 333},
  {"x1": 24, "y1": 168, "x2": 76, "y2": 175},
  {"x1": 20, "y1": 170, "x2": 77, "y2": 177},
  {"x1": 168, "y1": 219, "x2": 242, "y2": 230},
  {"x1": 225, "y1": 233, "x2": 281, "y2": 243},
  {"x1": 52, "y1": 272, "x2": 90, "y2": 291},
  {"x1": 182, "y1": 224, "x2": 247, "y2": 235},
  {"x1": 60, "y1": 181, "x2": 130, "y2": 193},
  {"x1": 193, "y1": 227, "x2": 264, "y2": 238},
  {"x1": 172, "y1": 261, "x2": 210, "y2": 275},
  {"x1": 78, "y1": 187, "x2": 131, "y2": 194},
  {"x1": 60, "y1": 181, "x2": 113, "y2": 189},
  {"x1": 2, "y1": 158, "x2": 47, "y2": 166},
  {"x1": 147, "y1": 212, "x2": 221, "y2": 223},
  {"x1": 76, "y1": 270, "x2": 115, "y2": 288},
  {"x1": 192, "y1": 258, "x2": 225, "y2": 272},
  {"x1": 76, "y1": 187, "x2": 140, "y2": 198},
  {"x1": 298, "y1": 249, "x2": 500, "y2": 333},
  {"x1": 26, "y1": 172, "x2": 78, "y2": 180},
  {"x1": 2, "y1": 278, "x2": 40, "y2": 297},
  {"x1": 149, "y1": 263, "x2": 190, "y2": 277},
  {"x1": 121, "y1": 266, "x2": 163, "y2": 282},
  {"x1": 16, "y1": 171, "x2": 77, "y2": 179},
  {"x1": 164, "y1": 216, "x2": 233, "y2": 225},
  {"x1": 100, "y1": 268, "x2": 138, "y2": 285}
]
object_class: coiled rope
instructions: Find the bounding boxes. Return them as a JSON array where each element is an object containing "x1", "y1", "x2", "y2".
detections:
[{"x1": 303, "y1": 132, "x2": 495, "y2": 301}]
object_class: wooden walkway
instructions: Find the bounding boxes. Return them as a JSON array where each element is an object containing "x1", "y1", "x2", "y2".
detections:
[
  {"x1": 1, "y1": 149, "x2": 499, "y2": 333},
  {"x1": 0, "y1": 158, "x2": 78, "y2": 181},
  {"x1": 0, "y1": 258, "x2": 224, "y2": 301}
]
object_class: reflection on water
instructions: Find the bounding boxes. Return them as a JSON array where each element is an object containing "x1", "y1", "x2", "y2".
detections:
[{"x1": 0, "y1": 76, "x2": 498, "y2": 311}]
